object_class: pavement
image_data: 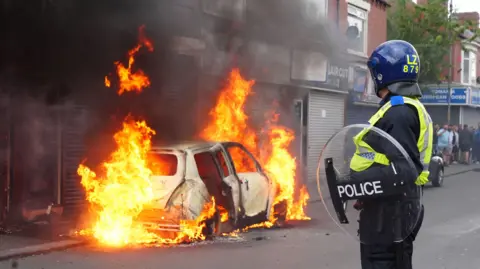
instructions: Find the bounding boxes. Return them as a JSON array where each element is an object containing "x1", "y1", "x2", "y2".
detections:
[{"x1": 0, "y1": 163, "x2": 478, "y2": 269}]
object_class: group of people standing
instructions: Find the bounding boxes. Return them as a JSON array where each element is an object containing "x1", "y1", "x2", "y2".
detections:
[{"x1": 434, "y1": 123, "x2": 480, "y2": 165}]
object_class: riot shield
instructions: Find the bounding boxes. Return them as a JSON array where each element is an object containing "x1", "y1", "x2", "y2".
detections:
[{"x1": 316, "y1": 124, "x2": 423, "y2": 245}]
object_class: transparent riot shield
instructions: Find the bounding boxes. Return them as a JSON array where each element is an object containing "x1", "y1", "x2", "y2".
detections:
[{"x1": 317, "y1": 124, "x2": 423, "y2": 245}]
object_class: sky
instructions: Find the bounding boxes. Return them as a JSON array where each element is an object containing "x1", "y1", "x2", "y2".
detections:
[
  {"x1": 451, "y1": 0, "x2": 480, "y2": 13},
  {"x1": 412, "y1": 0, "x2": 480, "y2": 13}
]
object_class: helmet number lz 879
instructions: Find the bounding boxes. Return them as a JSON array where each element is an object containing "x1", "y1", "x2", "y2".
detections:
[{"x1": 403, "y1": 54, "x2": 419, "y2": 74}]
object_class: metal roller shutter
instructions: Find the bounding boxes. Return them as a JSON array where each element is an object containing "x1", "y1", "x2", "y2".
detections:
[
  {"x1": 155, "y1": 54, "x2": 199, "y2": 141},
  {"x1": 0, "y1": 96, "x2": 10, "y2": 224},
  {"x1": 61, "y1": 106, "x2": 90, "y2": 218},
  {"x1": 461, "y1": 106, "x2": 480, "y2": 127},
  {"x1": 306, "y1": 91, "x2": 345, "y2": 196},
  {"x1": 425, "y1": 106, "x2": 460, "y2": 125},
  {"x1": 345, "y1": 103, "x2": 377, "y2": 125}
]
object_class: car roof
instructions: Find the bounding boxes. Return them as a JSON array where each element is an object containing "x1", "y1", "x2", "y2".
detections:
[{"x1": 150, "y1": 141, "x2": 218, "y2": 152}]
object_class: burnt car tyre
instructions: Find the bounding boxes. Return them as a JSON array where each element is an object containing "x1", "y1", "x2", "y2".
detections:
[
  {"x1": 432, "y1": 168, "x2": 444, "y2": 187},
  {"x1": 272, "y1": 200, "x2": 288, "y2": 227},
  {"x1": 202, "y1": 209, "x2": 221, "y2": 239}
]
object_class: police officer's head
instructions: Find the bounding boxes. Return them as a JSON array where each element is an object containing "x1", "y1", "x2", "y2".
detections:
[{"x1": 367, "y1": 40, "x2": 422, "y2": 99}]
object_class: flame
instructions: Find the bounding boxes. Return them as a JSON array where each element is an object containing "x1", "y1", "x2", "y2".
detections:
[
  {"x1": 200, "y1": 68, "x2": 310, "y2": 226},
  {"x1": 105, "y1": 76, "x2": 111, "y2": 88},
  {"x1": 78, "y1": 117, "x2": 220, "y2": 246},
  {"x1": 77, "y1": 118, "x2": 156, "y2": 246},
  {"x1": 78, "y1": 26, "x2": 227, "y2": 247},
  {"x1": 105, "y1": 25, "x2": 154, "y2": 95}
]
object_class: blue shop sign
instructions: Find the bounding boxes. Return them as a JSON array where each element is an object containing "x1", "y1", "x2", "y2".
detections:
[
  {"x1": 420, "y1": 87, "x2": 468, "y2": 104},
  {"x1": 471, "y1": 88, "x2": 480, "y2": 105}
]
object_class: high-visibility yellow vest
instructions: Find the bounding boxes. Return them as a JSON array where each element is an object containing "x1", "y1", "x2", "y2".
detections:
[{"x1": 349, "y1": 96, "x2": 433, "y2": 186}]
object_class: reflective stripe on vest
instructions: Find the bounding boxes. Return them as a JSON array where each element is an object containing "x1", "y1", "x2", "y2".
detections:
[{"x1": 349, "y1": 96, "x2": 433, "y2": 186}]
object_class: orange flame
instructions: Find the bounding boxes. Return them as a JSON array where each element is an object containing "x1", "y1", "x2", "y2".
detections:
[
  {"x1": 77, "y1": 119, "x2": 156, "y2": 246},
  {"x1": 78, "y1": 118, "x2": 220, "y2": 247},
  {"x1": 105, "y1": 25, "x2": 154, "y2": 95},
  {"x1": 200, "y1": 69, "x2": 310, "y2": 225}
]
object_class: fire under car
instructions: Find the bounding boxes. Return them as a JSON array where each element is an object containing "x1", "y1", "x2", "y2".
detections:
[{"x1": 137, "y1": 141, "x2": 284, "y2": 237}]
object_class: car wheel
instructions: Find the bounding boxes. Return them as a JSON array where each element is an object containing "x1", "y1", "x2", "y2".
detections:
[
  {"x1": 272, "y1": 200, "x2": 287, "y2": 227},
  {"x1": 432, "y1": 168, "x2": 444, "y2": 187},
  {"x1": 203, "y1": 209, "x2": 221, "y2": 239}
]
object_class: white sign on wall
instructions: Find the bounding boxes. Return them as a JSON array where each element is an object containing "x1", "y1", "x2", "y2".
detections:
[{"x1": 291, "y1": 50, "x2": 328, "y2": 82}]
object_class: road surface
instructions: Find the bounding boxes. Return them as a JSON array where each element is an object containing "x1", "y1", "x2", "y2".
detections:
[{"x1": 2, "y1": 169, "x2": 479, "y2": 269}]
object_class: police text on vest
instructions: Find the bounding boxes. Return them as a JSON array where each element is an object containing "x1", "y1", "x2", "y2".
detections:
[{"x1": 337, "y1": 181, "x2": 383, "y2": 198}]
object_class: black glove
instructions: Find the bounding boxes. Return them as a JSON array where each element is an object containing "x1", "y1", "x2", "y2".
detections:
[{"x1": 353, "y1": 200, "x2": 363, "y2": 211}]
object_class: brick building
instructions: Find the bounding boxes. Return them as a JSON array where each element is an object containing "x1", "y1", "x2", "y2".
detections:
[
  {"x1": 342, "y1": 0, "x2": 390, "y2": 125},
  {"x1": 421, "y1": 11, "x2": 480, "y2": 126},
  {"x1": 0, "y1": 0, "x2": 392, "y2": 227}
]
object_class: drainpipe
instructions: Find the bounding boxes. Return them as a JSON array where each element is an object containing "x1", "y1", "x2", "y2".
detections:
[
  {"x1": 336, "y1": 0, "x2": 340, "y2": 27},
  {"x1": 447, "y1": 0, "x2": 454, "y2": 124}
]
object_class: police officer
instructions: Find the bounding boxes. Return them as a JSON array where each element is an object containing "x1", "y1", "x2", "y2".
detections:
[{"x1": 349, "y1": 40, "x2": 433, "y2": 269}]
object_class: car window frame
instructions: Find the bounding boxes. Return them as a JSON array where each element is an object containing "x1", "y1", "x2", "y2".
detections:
[
  {"x1": 147, "y1": 151, "x2": 181, "y2": 177},
  {"x1": 193, "y1": 151, "x2": 225, "y2": 183},
  {"x1": 221, "y1": 142, "x2": 264, "y2": 174}
]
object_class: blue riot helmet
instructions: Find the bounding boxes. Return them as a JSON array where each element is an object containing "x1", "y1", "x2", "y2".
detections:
[{"x1": 367, "y1": 40, "x2": 422, "y2": 98}]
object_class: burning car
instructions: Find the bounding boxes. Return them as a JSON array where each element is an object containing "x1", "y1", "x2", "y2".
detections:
[{"x1": 139, "y1": 141, "x2": 282, "y2": 238}]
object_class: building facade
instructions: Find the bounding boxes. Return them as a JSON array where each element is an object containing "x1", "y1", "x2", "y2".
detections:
[
  {"x1": 343, "y1": 0, "x2": 389, "y2": 125},
  {"x1": 420, "y1": 11, "x2": 480, "y2": 127},
  {"x1": 176, "y1": 0, "x2": 392, "y2": 196},
  {"x1": 4, "y1": 0, "x2": 386, "y2": 226}
]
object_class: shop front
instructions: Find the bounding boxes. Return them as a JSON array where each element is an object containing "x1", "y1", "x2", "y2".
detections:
[
  {"x1": 345, "y1": 66, "x2": 380, "y2": 125},
  {"x1": 419, "y1": 86, "x2": 466, "y2": 125},
  {"x1": 291, "y1": 50, "x2": 349, "y2": 195},
  {"x1": 462, "y1": 87, "x2": 480, "y2": 127}
]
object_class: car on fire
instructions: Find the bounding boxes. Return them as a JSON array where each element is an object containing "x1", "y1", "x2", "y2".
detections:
[{"x1": 138, "y1": 141, "x2": 284, "y2": 237}]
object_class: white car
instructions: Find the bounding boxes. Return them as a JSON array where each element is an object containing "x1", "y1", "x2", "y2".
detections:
[{"x1": 138, "y1": 141, "x2": 282, "y2": 236}]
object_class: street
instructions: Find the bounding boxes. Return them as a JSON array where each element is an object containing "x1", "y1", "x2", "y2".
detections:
[{"x1": 2, "y1": 168, "x2": 479, "y2": 269}]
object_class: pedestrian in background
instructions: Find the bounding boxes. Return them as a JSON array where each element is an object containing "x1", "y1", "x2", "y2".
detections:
[
  {"x1": 433, "y1": 124, "x2": 439, "y2": 152},
  {"x1": 437, "y1": 124, "x2": 451, "y2": 165},
  {"x1": 459, "y1": 124, "x2": 472, "y2": 165},
  {"x1": 451, "y1": 124, "x2": 459, "y2": 164},
  {"x1": 473, "y1": 124, "x2": 480, "y2": 164}
]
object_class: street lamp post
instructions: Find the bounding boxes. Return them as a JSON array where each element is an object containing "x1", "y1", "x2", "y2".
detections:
[{"x1": 447, "y1": 0, "x2": 453, "y2": 124}]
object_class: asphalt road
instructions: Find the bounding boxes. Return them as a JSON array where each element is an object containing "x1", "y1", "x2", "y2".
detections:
[{"x1": 2, "y1": 169, "x2": 480, "y2": 269}]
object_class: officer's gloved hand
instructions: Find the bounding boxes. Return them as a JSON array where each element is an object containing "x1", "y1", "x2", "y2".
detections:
[{"x1": 353, "y1": 200, "x2": 363, "y2": 211}]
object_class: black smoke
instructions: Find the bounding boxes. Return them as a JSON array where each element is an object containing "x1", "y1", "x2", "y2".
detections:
[{"x1": 0, "y1": 0, "x2": 347, "y2": 221}]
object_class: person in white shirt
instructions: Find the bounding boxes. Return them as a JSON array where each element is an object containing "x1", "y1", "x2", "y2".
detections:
[{"x1": 437, "y1": 124, "x2": 452, "y2": 165}]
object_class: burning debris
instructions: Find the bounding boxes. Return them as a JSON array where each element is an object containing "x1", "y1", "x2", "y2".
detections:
[
  {"x1": 77, "y1": 26, "x2": 309, "y2": 248},
  {"x1": 77, "y1": 119, "x2": 156, "y2": 246}
]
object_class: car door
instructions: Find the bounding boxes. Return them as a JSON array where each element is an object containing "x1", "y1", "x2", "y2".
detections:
[
  {"x1": 222, "y1": 142, "x2": 271, "y2": 218},
  {"x1": 209, "y1": 144, "x2": 243, "y2": 225}
]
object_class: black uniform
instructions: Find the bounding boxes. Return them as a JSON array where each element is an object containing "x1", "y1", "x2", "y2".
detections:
[{"x1": 353, "y1": 94, "x2": 424, "y2": 269}]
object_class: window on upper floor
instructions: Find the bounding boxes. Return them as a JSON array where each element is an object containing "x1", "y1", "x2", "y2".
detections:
[
  {"x1": 347, "y1": 4, "x2": 368, "y2": 55},
  {"x1": 462, "y1": 49, "x2": 477, "y2": 85}
]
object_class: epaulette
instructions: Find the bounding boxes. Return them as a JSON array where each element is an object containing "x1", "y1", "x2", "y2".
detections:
[{"x1": 390, "y1": 96, "x2": 405, "y2": 106}]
